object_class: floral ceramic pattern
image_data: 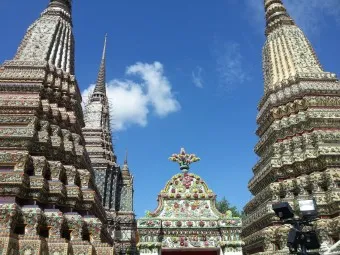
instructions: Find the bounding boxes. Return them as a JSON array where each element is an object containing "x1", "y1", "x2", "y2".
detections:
[
  {"x1": 160, "y1": 200, "x2": 216, "y2": 219},
  {"x1": 163, "y1": 236, "x2": 220, "y2": 249},
  {"x1": 160, "y1": 173, "x2": 215, "y2": 200},
  {"x1": 169, "y1": 148, "x2": 200, "y2": 170},
  {"x1": 137, "y1": 149, "x2": 243, "y2": 253}
]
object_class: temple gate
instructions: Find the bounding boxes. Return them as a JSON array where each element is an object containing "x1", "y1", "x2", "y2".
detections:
[{"x1": 137, "y1": 149, "x2": 243, "y2": 255}]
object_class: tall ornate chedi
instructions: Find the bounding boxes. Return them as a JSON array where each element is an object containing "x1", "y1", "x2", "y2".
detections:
[
  {"x1": 83, "y1": 35, "x2": 117, "y2": 209},
  {"x1": 83, "y1": 37, "x2": 136, "y2": 254},
  {"x1": 242, "y1": 0, "x2": 340, "y2": 254},
  {"x1": 0, "y1": 0, "x2": 114, "y2": 254}
]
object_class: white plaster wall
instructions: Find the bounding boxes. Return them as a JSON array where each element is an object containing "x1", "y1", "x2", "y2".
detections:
[{"x1": 139, "y1": 248, "x2": 161, "y2": 255}]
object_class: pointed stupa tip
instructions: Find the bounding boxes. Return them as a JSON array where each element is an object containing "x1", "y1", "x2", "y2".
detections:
[
  {"x1": 264, "y1": 0, "x2": 295, "y2": 36},
  {"x1": 48, "y1": 0, "x2": 72, "y2": 13},
  {"x1": 93, "y1": 34, "x2": 108, "y2": 96},
  {"x1": 124, "y1": 150, "x2": 128, "y2": 165},
  {"x1": 122, "y1": 150, "x2": 129, "y2": 172},
  {"x1": 102, "y1": 33, "x2": 108, "y2": 60}
]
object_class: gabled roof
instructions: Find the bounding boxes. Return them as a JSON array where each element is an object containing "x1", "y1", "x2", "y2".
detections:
[{"x1": 139, "y1": 172, "x2": 241, "y2": 225}]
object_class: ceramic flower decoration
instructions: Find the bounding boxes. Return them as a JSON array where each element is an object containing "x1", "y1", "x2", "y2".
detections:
[{"x1": 169, "y1": 148, "x2": 200, "y2": 172}]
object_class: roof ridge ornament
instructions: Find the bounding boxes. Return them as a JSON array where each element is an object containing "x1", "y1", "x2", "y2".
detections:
[
  {"x1": 124, "y1": 149, "x2": 128, "y2": 165},
  {"x1": 169, "y1": 148, "x2": 200, "y2": 173}
]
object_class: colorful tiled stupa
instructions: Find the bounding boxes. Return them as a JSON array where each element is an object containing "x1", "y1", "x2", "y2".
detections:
[
  {"x1": 137, "y1": 148, "x2": 243, "y2": 255},
  {"x1": 242, "y1": 0, "x2": 340, "y2": 254},
  {"x1": 83, "y1": 35, "x2": 136, "y2": 253},
  {"x1": 0, "y1": 0, "x2": 114, "y2": 254}
]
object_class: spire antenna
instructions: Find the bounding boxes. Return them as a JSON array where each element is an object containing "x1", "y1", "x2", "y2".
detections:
[
  {"x1": 102, "y1": 33, "x2": 108, "y2": 60},
  {"x1": 92, "y1": 34, "x2": 108, "y2": 97},
  {"x1": 124, "y1": 149, "x2": 128, "y2": 165}
]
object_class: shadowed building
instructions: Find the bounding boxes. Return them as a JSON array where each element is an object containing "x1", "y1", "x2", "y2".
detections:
[{"x1": 242, "y1": 0, "x2": 340, "y2": 254}]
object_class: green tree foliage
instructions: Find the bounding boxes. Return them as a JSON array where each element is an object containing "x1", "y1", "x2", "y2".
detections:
[{"x1": 216, "y1": 196, "x2": 242, "y2": 218}]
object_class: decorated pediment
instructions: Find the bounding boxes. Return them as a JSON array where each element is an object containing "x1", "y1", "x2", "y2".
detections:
[
  {"x1": 140, "y1": 148, "x2": 241, "y2": 224},
  {"x1": 137, "y1": 148, "x2": 243, "y2": 253},
  {"x1": 142, "y1": 172, "x2": 240, "y2": 226}
]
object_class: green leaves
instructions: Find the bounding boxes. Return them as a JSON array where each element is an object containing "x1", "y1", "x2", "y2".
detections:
[{"x1": 216, "y1": 197, "x2": 242, "y2": 218}]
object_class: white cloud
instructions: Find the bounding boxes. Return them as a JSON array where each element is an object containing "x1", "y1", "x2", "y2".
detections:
[
  {"x1": 213, "y1": 41, "x2": 248, "y2": 89},
  {"x1": 284, "y1": 0, "x2": 340, "y2": 35},
  {"x1": 192, "y1": 66, "x2": 204, "y2": 88},
  {"x1": 246, "y1": 0, "x2": 340, "y2": 36},
  {"x1": 82, "y1": 62, "x2": 180, "y2": 131},
  {"x1": 126, "y1": 62, "x2": 180, "y2": 117}
]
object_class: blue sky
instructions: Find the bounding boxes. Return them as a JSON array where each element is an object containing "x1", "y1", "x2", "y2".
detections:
[{"x1": 1, "y1": 0, "x2": 340, "y2": 218}]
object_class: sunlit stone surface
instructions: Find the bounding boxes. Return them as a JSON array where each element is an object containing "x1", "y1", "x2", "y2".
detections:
[{"x1": 242, "y1": 1, "x2": 340, "y2": 254}]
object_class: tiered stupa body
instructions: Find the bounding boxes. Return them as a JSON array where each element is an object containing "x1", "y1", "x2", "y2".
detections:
[
  {"x1": 114, "y1": 157, "x2": 136, "y2": 254},
  {"x1": 0, "y1": 0, "x2": 114, "y2": 254},
  {"x1": 83, "y1": 35, "x2": 118, "y2": 209},
  {"x1": 83, "y1": 38, "x2": 136, "y2": 253},
  {"x1": 242, "y1": 0, "x2": 340, "y2": 254},
  {"x1": 137, "y1": 149, "x2": 243, "y2": 255}
]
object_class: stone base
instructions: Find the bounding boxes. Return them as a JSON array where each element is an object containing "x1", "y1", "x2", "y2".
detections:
[
  {"x1": 0, "y1": 233, "x2": 19, "y2": 255},
  {"x1": 47, "y1": 238, "x2": 70, "y2": 254},
  {"x1": 18, "y1": 235, "x2": 48, "y2": 255},
  {"x1": 0, "y1": 233, "x2": 115, "y2": 254},
  {"x1": 71, "y1": 241, "x2": 94, "y2": 255}
]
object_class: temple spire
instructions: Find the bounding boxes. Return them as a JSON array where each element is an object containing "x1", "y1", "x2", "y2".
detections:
[
  {"x1": 124, "y1": 150, "x2": 128, "y2": 165},
  {"x1": 93, "y1": 34, "x2": 107, "y2": 97},
  {"x1": 48, "y1": 0, "x2": 72, "y2": 13},
  {"x1": 261, "y1": 0, "x2": 337, "y2": 92},
  {"x1": 2, "y1": 0, "x2": 75, "y2": 75},
  {"x1": 264, "y1": 0, "x2": 294, "y2": 36},
  {"x1": 122, "y1": 150, "x2": 129, "y2": 172}
]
